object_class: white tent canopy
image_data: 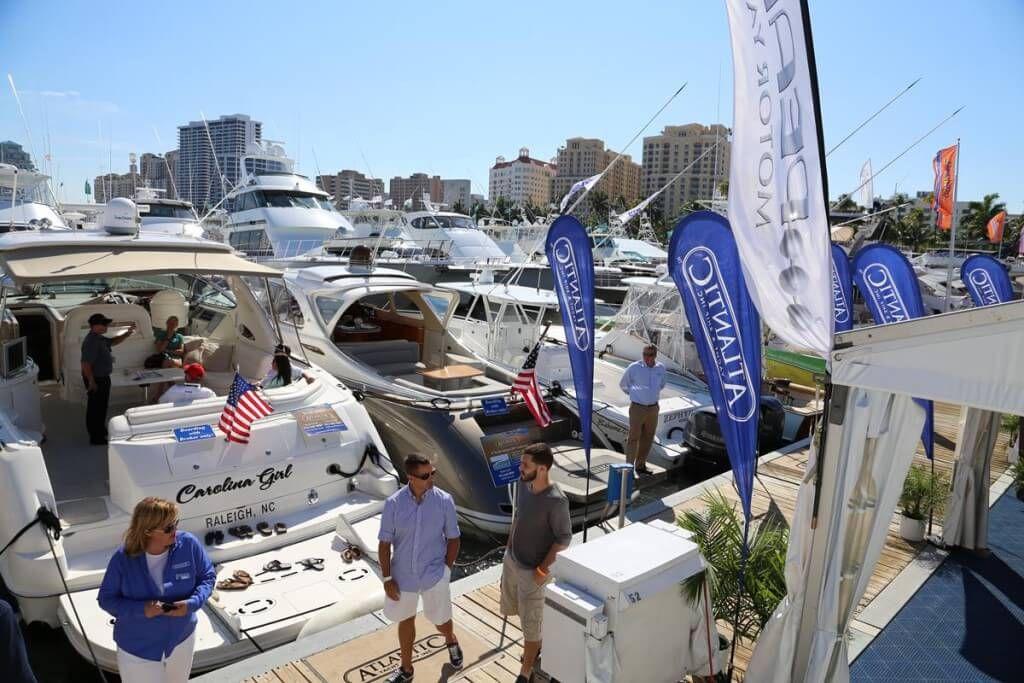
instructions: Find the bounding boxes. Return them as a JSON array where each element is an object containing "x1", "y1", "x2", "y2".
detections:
[
  {"x1": 941, "y1": 407, "x2": 1002, "y2": 550},
  {"x1": 747, "y1": 300, "x2": 1024, "y2": 683}
]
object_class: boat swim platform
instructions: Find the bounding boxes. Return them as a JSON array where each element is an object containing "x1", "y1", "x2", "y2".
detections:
[{"x1": 192, "y1": 401, "x2": 1015, "y2": 682}]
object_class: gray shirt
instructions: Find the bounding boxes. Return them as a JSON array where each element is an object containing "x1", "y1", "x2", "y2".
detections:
[
  {"x1": 81, "y1": 331, "x2": 114, "y2": 378},
  {"x1": 509, "y1": 482, "x2": 572, "y2": 569}
]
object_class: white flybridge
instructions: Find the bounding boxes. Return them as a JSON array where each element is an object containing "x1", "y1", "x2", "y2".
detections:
[
  {"x1": 134, "y1": 186, "x2": 204, "y2": 238},
  {"x1": 0, "y1": 216, "x2": 398, "y2": 672},
  {"x1": 278, "y1": 264, "x2": 632, "y2": 535},
  {"x1": 223, "y1": 142, "x2": 356, "y2": 260},
  {"x1": 0, "y1": 163, "x2": 70, "y2": 231}
]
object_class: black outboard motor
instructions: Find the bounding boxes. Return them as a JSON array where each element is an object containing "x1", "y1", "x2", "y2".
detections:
[{"x1": 683, "y1": 396, "x2": 786, "y2": 472}]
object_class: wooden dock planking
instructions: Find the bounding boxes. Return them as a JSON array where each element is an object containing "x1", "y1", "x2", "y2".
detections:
[{"x1": 243, "y1": 402, "x2": 1013, "y2": 683}]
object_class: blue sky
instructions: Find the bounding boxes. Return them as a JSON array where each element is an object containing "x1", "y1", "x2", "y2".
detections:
[{"x1": 2, "y1": 0, "x2": 1022, "y2": 210}]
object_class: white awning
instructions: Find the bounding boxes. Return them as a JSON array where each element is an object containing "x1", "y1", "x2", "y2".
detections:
[
  {"x1": 0, "y1": 245, "x2": 281, "y2": 285},
  {"x1": 831, "y1": 300, "x2": 1024, "y2": 415}
]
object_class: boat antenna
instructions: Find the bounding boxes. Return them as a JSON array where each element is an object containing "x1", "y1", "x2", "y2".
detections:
[
  {"x1": 826, "y1": 77, "x2": 922, "y2": 158},
  {"x1": 7, "y1": 74, "x2": 57, "y2": 205},
  {"x1": 843, "y1": 105, "x2": 964, "y2": 202}
]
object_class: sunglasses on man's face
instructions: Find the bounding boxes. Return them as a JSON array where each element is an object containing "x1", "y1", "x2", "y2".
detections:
[{"x1": 408, "y1": 469, "x2": 437, "y2": 481}]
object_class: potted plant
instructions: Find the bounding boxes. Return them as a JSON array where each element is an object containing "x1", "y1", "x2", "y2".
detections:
[
  {"x1": 1009, "y1": 459, "x2": 1024, "y2": 502},
  {"x1": 677, "y1": 490, "x2": 789, "y2": 681},
  {"x1": 898, "y1": 464, "x2": 948, "y2": 542}
]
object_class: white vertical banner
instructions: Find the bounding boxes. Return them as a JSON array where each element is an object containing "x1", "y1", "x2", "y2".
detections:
[
  {"x1": 724, "y1": 0, "x2": 833, "y2": 358},
  {"x1": 859, "y1": 159, "x2": 873, "y2": 208}
]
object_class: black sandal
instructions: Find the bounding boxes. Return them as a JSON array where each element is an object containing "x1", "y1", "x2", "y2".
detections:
[
  {"x1": 297, "y1": 557, "x2": 325, "y2": 571},
  {"x1": 227, "y1": 527, "x2": 246, "y2": 540},
  {"x1": 204, "y1": 531, "x2": 217, "y2": 546},
  {"x1": 238, "y1": 525, "x2": 254, "y2": 539},
  {"x1": 260, "y1": 559, "x2": 292, "y2": 574},
  {"x1": 214, "y1": 530, "x2": 224, "y2": 545},
  {"x1": 274, "y1": 522, "x2": 287, "y2": 534},
  {"x1": 256, "y1": 522, "x2": 273, "y2": 537}
]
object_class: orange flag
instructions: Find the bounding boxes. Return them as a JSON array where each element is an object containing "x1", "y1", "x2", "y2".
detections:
[
  {"x1": 987, "y1": 210, "x2": 1007, "y2": 243},
  {"x1": 932, "y1": 144, "x2": 958, "y2": 230}
]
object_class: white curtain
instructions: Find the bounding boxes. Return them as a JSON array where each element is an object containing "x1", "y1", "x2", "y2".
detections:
[
  {"x1": 746, "y1": 388, "x2": 926, "y2": 683},
  {"x1": 941, "y1": 407, "x2": 1001, "y2": 550}
]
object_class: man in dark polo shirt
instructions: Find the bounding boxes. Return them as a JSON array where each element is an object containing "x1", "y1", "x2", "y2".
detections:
[
  {"x1": 501, "y1": 442, "x2": 572, "y2": 683},
  {"x1": 80, "y1": 313, "x2": 135, "y2": 445}
]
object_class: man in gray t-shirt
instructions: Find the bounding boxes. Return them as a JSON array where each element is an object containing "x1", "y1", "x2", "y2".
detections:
[{"x1": 501, "y1": 442, "x2": 571, "y2": 683}]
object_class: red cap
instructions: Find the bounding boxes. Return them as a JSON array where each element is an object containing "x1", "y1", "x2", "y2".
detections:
[{"x1": 183, "y1": 363, "x2": 205, "y2": 381}]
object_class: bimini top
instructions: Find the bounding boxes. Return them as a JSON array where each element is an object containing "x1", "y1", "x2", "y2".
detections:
[{"x1": 0, "y1": 230, "x2": 281, "y2": 286}]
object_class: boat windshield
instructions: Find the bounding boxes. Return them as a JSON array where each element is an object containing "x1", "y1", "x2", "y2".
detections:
[
  {"x1": 141, "y1": 204, "x2": 195, "y2": 219},
  {"x1": 9, "y1": 274, "x2": 237, "y2": 309},
  {"x1": 261, "y1": 190, "x2": 323, "y2": 209},
  {"x1": 413, "y1": 215, "x2": 477, "y2": 230}
]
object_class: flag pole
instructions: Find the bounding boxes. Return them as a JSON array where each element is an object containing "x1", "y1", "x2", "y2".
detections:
[
  {"x1": 944, "y1": 138, "x2": 961, "y2": 311},
  {"x1": 727, "y1": 515, "x2": 751, "y2": 681}
]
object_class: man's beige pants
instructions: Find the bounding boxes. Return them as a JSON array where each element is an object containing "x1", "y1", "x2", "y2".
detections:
[{"x1": 626, "y1": 402, "x2": 659, "y2": 469}]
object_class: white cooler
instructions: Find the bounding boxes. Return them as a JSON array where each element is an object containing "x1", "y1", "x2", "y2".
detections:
[{"x1": 540, "y1": 520, "x2": 721, "y2": 683}]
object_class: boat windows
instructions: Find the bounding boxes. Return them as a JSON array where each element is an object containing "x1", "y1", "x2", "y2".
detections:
[
  {"x1": 317, "y1": 197, "x2": 338, "y2": 212},
  {"x1": 261, "y1": 190, "x2": 322, "y2": 209},
  {"x1": 267, "y1": 281, "x2": 304, "y2": 326},
  {"x1": 141, "y1": 204, "x2": 194, "y2": 219},
  {"x1": 315, "y1": 295, "x2": 346, "y2": 325},
  {"x1": 410, "y1": 215, "x2": 476, "y2": 230},
  {"x1": 229, "y1": 229, "x2": 273, "y2": 256},
  {"x1": 392, "y1": 292, "x2": 423, "y2": 320}
]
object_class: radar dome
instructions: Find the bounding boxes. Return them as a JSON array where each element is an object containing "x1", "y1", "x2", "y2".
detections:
[{"x1": 101, "y1": 197, "x2": 140, "y2": 235}]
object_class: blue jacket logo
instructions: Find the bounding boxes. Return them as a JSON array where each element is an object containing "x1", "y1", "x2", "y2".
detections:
[
  {"x1": 551, "y1": 236, "x2": 591, "y2": 351},
  {"x1": 680, "y1": 247, "x2": 756, "y2": 422}
]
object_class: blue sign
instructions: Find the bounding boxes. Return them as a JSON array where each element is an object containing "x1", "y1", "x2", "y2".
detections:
[
  {"x1": 669, "y1": 211, "x2": 762, "y2": 520},
  {"x1": 545, "y1": 216, "x2": 595, "y2": 465},
  {"x1": 304, "y1": 421, "x2": 348, "y2": 436},
  {"x1": 852, "y1": 243, "x2": 934, "y2": 459},
  {"x1": 480, "y1": 427, "x2": 531, "y2": 488},
  {"x1": 174, "y1": 424, "x2": 216, "y2": 443},
  {"x1": 831, "y1": 242, "x2": 854, "y2": 333},
  {"x1": 481, "y1": 396, "x2": 510, "y2": 416},
  {"x1": 961, "y1": 254, "x2": 1014, "y2": 307}
]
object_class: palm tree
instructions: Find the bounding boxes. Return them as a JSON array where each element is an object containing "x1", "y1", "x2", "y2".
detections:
[
  {"x1": 895, "y1": 208, "x2": 935, "y2": 252},
  {"x1": 451, "y1": 200, "x2": 467, "y2": 215},
  {"x1": 961, "y1": 193, "x2": 1006, "y2": 246},
  {"x1": 588, "y1": 190, "x2": 610, "y2": 223},
  {"x1": 832, "y1": 194, "x2": 859, "y2": 213},
  {"x1": 494, "y1": 195, "x2": 513, "y2": 222}
]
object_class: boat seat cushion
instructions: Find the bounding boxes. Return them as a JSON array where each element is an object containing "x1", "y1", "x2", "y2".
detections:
[{"x1": 337, "y1": 340, "x2": 421, "y2": 377}]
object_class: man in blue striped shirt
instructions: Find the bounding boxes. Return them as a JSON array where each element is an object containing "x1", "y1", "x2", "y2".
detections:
[{"x1": 619, "y1": 344, "x2": 666, "y2": 474}]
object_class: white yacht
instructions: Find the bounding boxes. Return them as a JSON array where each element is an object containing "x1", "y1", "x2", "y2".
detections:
[
  {"x1": 0, "y1": 163, "x2": 69, "y2": 231},
  {"x1": 0, "y1": 216, "x2": 398, "y2": 672},
  {"x1": 441, "y1": 279, "x2": 712, "y2": 471},
  {"x1": 134, "y1": 186, "x2": 204, "y2": 238},
  {"x1": 223, "y1": 142, "x2": 355, "y2": 260},
  {"x1": 278, "y1": 264, "x2": 632, "y2": 535}
]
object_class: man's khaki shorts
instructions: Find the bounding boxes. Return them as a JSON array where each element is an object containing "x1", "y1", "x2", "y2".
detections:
[{"x1": 499, "y1": 553, "x2": 548, "y2": 641}]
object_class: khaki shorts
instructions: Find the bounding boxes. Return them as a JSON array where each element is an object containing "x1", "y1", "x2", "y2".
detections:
[{"x1": 500, "y1": 553, "x2": 548, "y2": 641}]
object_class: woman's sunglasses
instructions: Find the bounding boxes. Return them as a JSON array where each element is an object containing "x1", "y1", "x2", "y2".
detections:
[
  {"x1": 408, "y1": 469, "x2": 437, "y2": 481},
  {"x1": 153, "y1": 520, "x2": 179, "y2": 534}
]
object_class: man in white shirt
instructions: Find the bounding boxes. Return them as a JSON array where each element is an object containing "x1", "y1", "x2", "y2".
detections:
[
  {"x1": 159, "y1": 363, "x2": 216, "y2": 404},
  {"x1": 618, "y1": 344, "x2": 666, "y2": 475}
]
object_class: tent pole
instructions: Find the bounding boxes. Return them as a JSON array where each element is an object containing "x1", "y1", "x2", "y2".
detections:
[
  {"x1": 727, "y1": 516, "x2": 751, "y2": 681},
  {"x1": 927, "y1": 455, "x2": 936, "y2": 536}
]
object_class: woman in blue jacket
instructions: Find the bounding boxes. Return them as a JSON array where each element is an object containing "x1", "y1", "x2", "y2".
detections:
[{"x1": 98, "y1": 497, "x2": 216, "y2": 682}]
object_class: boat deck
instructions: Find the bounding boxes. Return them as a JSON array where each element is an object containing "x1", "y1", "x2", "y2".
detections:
[{"x1": 196, "y1": 401, "x2": 1013, "y2": 683}]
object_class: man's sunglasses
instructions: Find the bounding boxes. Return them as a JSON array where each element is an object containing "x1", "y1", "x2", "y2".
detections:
[
  {"x1": 408, "y1": 469, "x2": 437, "y2": 481},
  {"x1": 154, "y1": 520, "x2": 179, "y2": 534}
]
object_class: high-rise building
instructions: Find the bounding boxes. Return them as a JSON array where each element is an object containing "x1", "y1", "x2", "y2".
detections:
[
  {"x1": 317, "y1": 170, "x2": 385, "y2": 207},
  {"x1": 94, "y1": 154, "x2": 140, "y2": 203},
  {"x1": 488, "y1": 148, "x2": 555, "y2": 208},
  {"x1": 139, "y1": 151, "x2": 179, "y2": 199},
  {"x1": 176, "y1": 114, "x2": 261, "y2": 211},
  {"x1": 641, "y1": 123, "x2": 730, "y2": 219},
  {"x1": 442, "y1": 179, "x2": 471, "y2": 211},
  {"x1": 389, "y1": 173, "x2": 442, "y2": 210},
  {"x1": 0, "y1": 141, "x2": 35, "y2": 171},
  {"x1": 552, "y1": 137, "x2": 641, "y2": 209}
]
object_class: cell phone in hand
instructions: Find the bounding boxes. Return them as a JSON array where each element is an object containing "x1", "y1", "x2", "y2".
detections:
[{"x1": 160, "y1": 602, "x2": 175, "y2": 613}]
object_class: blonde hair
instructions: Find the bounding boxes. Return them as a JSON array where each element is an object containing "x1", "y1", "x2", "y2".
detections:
[{"x1": 124, "y1": 497, "x2": 179, "y2": 556}]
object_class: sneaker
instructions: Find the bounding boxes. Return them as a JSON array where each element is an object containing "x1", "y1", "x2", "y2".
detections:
[
  {"x1": 386, "y1": 667, "x2": 414, "y2": 682},
  {"x1": 448, "y1": 641, "x2": 463, "y2": 669}
]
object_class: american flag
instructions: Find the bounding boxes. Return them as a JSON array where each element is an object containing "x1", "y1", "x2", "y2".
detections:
[
  {"x1": 512, "y1": 341, "x2": 551, "y2": 428},
  {"x1": 218, "y1": 373, "x2": 273, "y2": 444}
]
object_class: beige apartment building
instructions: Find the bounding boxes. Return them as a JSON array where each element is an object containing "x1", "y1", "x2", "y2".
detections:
[
  {"x1": 552, "y1": 137, "x2": 641, "y2": 208},
  {"x1": 641, "y1": 123, "x2": 730, "y2": 219},
  {"x1": 389, "y1": 173, "x2": 443, "y2": 210},
  {"x1": 317, "y1": 170, "x2": 384, "y2": 207},
  {"x1": 488, "y1": 147, "x2": 556, "y2": 207}
]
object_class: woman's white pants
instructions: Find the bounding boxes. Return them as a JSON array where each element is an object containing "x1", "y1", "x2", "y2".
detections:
[{"x1": 116, "y1": 630, "x2": 196, "y2": 683}]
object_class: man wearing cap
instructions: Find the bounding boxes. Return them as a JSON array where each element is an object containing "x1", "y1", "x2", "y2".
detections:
[
  {"x1": 159, "y1": 363, "x2": 216, "y2": 404},
  {"x1": 81, "y1": 313, "x2": 136, "y2": 445}
]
